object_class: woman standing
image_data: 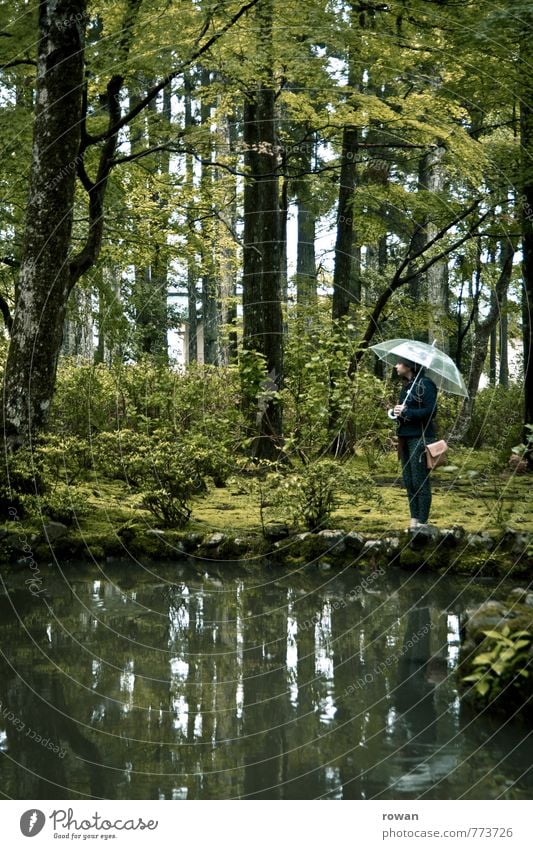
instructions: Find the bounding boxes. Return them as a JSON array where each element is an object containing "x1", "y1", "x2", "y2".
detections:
[{"x1": 393, "y1": 358, "x2": 438, "y2": 531}]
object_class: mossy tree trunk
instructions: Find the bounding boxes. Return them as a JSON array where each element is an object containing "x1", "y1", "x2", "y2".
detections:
[
  {"x1": 242, "y1": 0, "x2": 283, "y2": 459},
  {"x1": 2, "y1": 0, "x2": 87, "y2": 444},
  {"x1": 520, "y1": 14, "x2": 533, "y2": 465}
]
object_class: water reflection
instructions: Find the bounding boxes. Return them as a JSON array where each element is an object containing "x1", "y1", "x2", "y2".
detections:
[{"x1": 0, "y1": 565, "x2": 530, "y2": 800}]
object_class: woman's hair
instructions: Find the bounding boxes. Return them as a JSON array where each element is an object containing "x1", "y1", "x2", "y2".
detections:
[{"x1": 397, "y1": 358, "x2": 422, "y2": 374}]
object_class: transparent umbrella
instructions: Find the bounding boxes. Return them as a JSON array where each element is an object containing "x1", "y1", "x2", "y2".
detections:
[{"x1": 369, "y1": 338, "x2": 468, "y2": 397}]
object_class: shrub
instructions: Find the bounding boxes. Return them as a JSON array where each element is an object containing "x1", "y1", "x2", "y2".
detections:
[
  {"x1": 37, "y1": 486, "x2": 89, "y2": 525},
  {"x1": 260, "y1": 458, "x2": 382, "y2": 531},
  {"x1": 92, "y1": 428, "x2": 233, "y2": 527},
  {"x1": 466, "y1": 384, "x2": 523, "y2": 456},
  {"x1": 50, "y1": 360, "x2": 123, "y2": 437},
  {"x1": 282, "y1": 305, "x2": 390, "y2": 458},
  {"x1": 0, "y1": 447, "x2": 46, "y2": 519},
  {"x1": 462, "y1": 625, "x2": 533, "y2": 708}
]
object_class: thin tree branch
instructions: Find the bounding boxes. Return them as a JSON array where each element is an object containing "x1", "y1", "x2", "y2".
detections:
[
  {"x1": 348, "y1": 198, "x2": 493, "y2": 375},
  {"x1": 85, "y1": 0, "x2": 262, "y2": 145},
  {"x1": 0, "y1": 58, "x2": 37, "y2": 69}
]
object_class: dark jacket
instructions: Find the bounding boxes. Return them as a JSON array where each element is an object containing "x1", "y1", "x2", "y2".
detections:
[{"x1": 396, "y1": 374, "x2": 437, "y2": 439}]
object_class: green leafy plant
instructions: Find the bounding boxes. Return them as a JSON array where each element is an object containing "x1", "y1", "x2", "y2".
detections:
[
  {"x1": 37, "y1": 485, "x2": 89, "y2": 525},
  {"x1": 93, "y1": 428, "x2": 233, "y2": 527},
  {"x1": 261, "y1": 458, "x2": 382, "y2": 532},
  {"x1": 466, "y1": 384, "x2": 523, "y2": 462},
  {"x1": 462, "y1": 625, "x2": 533, "y2": 704}
]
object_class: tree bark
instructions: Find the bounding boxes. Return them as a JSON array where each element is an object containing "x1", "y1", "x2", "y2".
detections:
[
  {"x1": 3, "y1": 0, "x2": 87, "y2": 442},
  {"x1": 332, "y1": 125, "x2": 358, "y2": 319},
  {"x1": 455, "y1": 238, "x2": 515, "y2": 439},
  {"x1": 184, "y1": 72, "x2": 198, "y2": 364},
  {"x1": 520, "y1": 16, "x2": 533, "y2": 464},
  {"x1": 199, "y1": 68, "x2": 219, "y2": 366},
  {"x1": 242, "y1": 0, "x2": 283, "y2": 459}
]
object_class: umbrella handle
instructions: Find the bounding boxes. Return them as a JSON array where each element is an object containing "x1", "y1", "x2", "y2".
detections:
[{"x1": 387, "y1": 409, "x2": 398, "y2": 420}]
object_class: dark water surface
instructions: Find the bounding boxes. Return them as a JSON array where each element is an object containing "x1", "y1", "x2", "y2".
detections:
[{"x1": 0, "y1": 560, "x2": 530, "y2": 800}]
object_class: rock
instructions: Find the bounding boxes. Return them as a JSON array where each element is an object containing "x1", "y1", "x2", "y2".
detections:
[
  {"x1": 42, "y1": 522, "x2": 68, "y2": 542},
  {"x1": 503, "y1": 529, "x2": 530, "y2": 555},
  {"x1": 263, "y1": 522, "x2": 290, "y2": 542},
  {"x1": 293, "y1": 532, "x2": 311, "y2": 543},
  {"x1": 203, "y1": 532, "x2": 225, "y2": 548},
  {"x1": 317, "y1": 529, "x2": 346, "y2": 553},
  {"x1": 344, "y1": 531, "x2": 365, "y2": 553},
  {"x1": 438, "y1": 526, "x2": 466, "y2": 547},
  {"x1": 507, "y1": 588, "x2": 533, "y2": 608},
  {"x1": 232, "y1": 538, "x2": 253, "y2": 554},
  {"x1": 364, "y1": 537, "x2": 400, "y2": 555},
  {"x1": 466, "y1": 532, "x2": 494, "y2": 550},
  {"x1": 183, "y1": 532, "x2": 203, "y2": 551},
  {"x1": 464, "y1": 601, "x2": 510, "y2": 643},
  {"x1": 409, "y1": 525, "x2": 439, "y2": 550}
]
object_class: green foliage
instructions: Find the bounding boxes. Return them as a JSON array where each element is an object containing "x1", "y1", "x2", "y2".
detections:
[
  {"x1": 466, "y1": 385, "x2": 523, "y2": 458},
  {"x1": 37, "y1": 486, "x2": 89, "y2": 526},
  {"x1": 51, "y1": 359, "x2": 243, "y2": 446},
  {"x1": 282, "y1": 305, "x2": 391, "y2": 459},
  {"x1": 462, "y1": 626, "x2": 533, "y2": 706},
  {"x1": 238, "y1": 348, "x2": 270, "y2": 421},
  {"x1": 258, "y1": 458, "x2": 382, "y2": 532},
  {"x1": 37, "y1": 434, "x2": 93, "y2": 485},
  {"x1": 50, "y1": 361, "x2": 123, "y2": 437},
  {"x1": 93, "y1": 428, "x2": 233, "y2": 528},
  {"x1": 0, "y1": 448, "x2": 45, "y2": 519}
]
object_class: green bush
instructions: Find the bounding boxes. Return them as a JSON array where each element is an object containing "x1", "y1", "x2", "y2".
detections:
[
  {"x1": 466, "y1": 384, "x2": 523, "y2": 457},
  {"x1": 50, "y1": 360, "x2": 123, "y2": 437},
  {"x1": 282, "y1": 305, "x2": 390, "y2": 458},
  {"x1": 37, "y1": 486, "x2": 89, "y2": 525},
  {"x1": 51, "y1": 359, "x2": 244, "y2": 452},
  {"x1": 0, "y1": 447, "x2": 45, "y2": 519},
  {"x1": 92, "y1": 428, "x2": 233, "y2": 527},
  {"x1": 462, "y1": 625, "x2": 533, "y2": 708},
  {"x1": 261, "y1": 458, "x2": 382, "y2": 531}
]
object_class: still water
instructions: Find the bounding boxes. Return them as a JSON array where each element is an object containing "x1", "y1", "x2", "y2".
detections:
[{"x1": 0, "y1": 560, "x2": 530, "y2": 800}]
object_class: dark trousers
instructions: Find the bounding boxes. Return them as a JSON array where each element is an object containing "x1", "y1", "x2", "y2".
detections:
[{"x1": 400, "y1": 436, "x2": 432, "y2": 523}]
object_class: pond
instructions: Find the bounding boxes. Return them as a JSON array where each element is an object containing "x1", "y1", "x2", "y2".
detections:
[{"x1": 0, "y1": 560, "x2": 530, "y2": 800}]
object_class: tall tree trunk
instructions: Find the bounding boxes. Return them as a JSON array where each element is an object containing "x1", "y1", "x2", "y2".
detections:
[
  {"x1": 332, "y1": 125, "x2": 358, "y2": 319},
  {"x1": 62, "y1": 286, "x2": 94, "y2": 360},
  {"x1": 425, "y1": 145, "x2": 449, "y2": 350},
  {"x1": 184, "y1": 73, "x2": 198, "y2": 364},
  {"x1": 199, "y1": 68, "x2": 219, "y2": 365},
  {"x1": 295, "y1": 173, "x2": 317, "y2": 306},
  {"x1": 520, "y1": 16, "x2": 533, "y2": 464},
  {"x1": 408, "y1": 145, "x2": 448, "y2": 347},
  {"x1": 94, "y1": 263, "x2": 121, "y2": 365},
  {"x1": 217, "y1": 110, "x2": 239, "y2": 365},
  {"x1": 455, "y1": 238, "x2": 515, "y2": 439},
  {"x1": 3, "y1": 0, "x2": 87, "y2": 442},
  {"x1": 242, "y1": 0, "x2": 283, "y2": 459},
  {"x1": 499, "y1": 291, "x2": 509, "y2": 388},
  {"x1": 130, "y1": 80, "x2": 169, "y2": 360},
  {"x1": 489, "y1": 287, "x2": 497, "y2": 387}
]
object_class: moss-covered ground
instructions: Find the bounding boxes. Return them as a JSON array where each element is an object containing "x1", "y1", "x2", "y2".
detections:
[{"x1": 2, "y1": 448, "x2": 531, "y2": 570}]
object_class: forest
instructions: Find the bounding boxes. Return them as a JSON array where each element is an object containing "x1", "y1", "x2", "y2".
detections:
[
  {"x1": 0, "y1": 0, "x2": 532, "y2": 536},
  {"x1": 0, "y1": 0, "x2": 533, "y2": 806}
]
